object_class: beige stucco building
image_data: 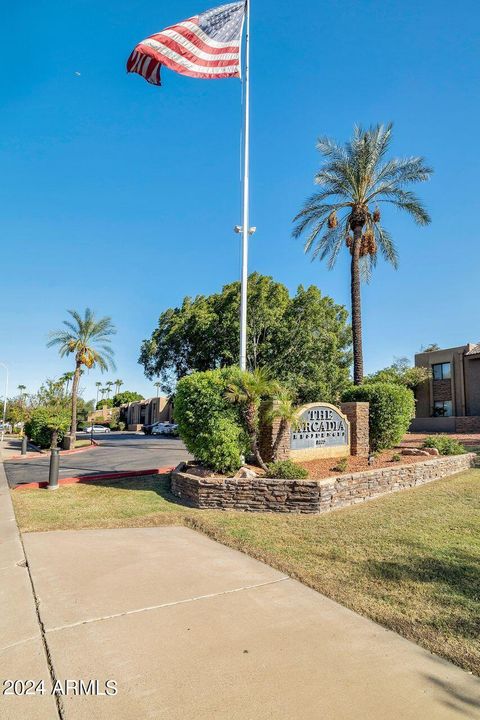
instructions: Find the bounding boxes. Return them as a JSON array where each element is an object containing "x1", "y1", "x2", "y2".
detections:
[
  {"x1": 122, "y1": 396, "x2": 173, "y2": 431},
  {"x1": 412, "y1": 343, "x2": 480, "y2": 432}
]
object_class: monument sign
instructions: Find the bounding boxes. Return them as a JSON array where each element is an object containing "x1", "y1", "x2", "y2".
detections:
[{"x1": 290, "y1": 402, "x2": 350, "y2": 460}]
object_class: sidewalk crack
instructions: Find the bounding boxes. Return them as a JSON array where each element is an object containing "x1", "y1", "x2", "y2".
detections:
[{"x1": 45, "y1": 576, "x2": 290, "y2": 634}]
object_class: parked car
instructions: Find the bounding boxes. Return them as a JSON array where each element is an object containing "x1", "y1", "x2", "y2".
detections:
[
  {"x1": 142, "y1": 421, "x2": 178, "y2": 436},
  {"x1": 0, "y1": 422, "x2": 12, "y2": 433},
  {"x1": 85, "y1": 425, "x2": 111, "y2": 434}
]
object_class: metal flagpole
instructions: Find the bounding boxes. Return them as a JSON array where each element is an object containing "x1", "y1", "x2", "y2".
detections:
[{"x1": 239, "y1": 0, "x2": 250, "y2": 371}]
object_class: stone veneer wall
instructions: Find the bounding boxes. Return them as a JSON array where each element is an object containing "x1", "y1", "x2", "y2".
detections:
[
  {"x1": 455, "y1": 416, "x2": 480, "y2": 433},
  {"x1": 170, "y1": 453, "x2": 477, "y2": 514},
  {"x1": 340, "y1": 402, "x2": 369, "y2": 457},
  {"x1": 258, "y1": 401, "x2": 290, "y2": 464}
]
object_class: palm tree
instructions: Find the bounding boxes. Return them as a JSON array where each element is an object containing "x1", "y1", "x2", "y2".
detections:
[
  {"x1": 267, "y1": 394, "x2": 301, "y2": 462},
  {"x1": 293, "y1": 123, "x2": 432, "y2": 384},
  {"x1": 114, "y1": 379, "x2": 123, "y2": 396},
  {"x1": 17, "y1": 385, "x2": 27, "y2": 408},
  {"x1": 60, "y1": 371, "x2": 75, "y2": 395},
  {"x1": 225, "y1": 368, "x2": 279, "y2": 471},
  {"x1": 95, "y1": 381, "x2": 102, "y2": 406},
  {"x1": 106, "y1": 381, "x2": 114, "y2": 398},
  {"x1": 154, "y1": 381, "x2": 162, "y2": 398},
  {"x1": 47, "y1": 309, "x2": 116, "y2": 443}
]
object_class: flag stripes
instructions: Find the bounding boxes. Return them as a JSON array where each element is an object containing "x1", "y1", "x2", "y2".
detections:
[{"x1": 126, "y1": 2, "x2": 245, "y2": 85}]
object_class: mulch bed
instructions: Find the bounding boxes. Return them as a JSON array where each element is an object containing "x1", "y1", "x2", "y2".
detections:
[
  {"x1": 401, "y1": 432, "x2": 480, "y2": 449},
  {"x1": 298, "y1": 449, "x2": 429, "y2": 480}
]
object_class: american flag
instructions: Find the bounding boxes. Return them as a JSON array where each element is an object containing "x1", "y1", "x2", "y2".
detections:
[{"x1": 126, "y1": 2, "x2": 246, "y2": 86}]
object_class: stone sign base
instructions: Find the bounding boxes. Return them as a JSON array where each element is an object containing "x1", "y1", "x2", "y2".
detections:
[
  {"x1": 170, "y1": 453, "x2": 476, "y2": 514},
  {"x1": 259, "y1": 401, "x2": 369, "y2": 463},
  {"x1": 289, "y1": 445, "x2": 349, "y2": 461}
]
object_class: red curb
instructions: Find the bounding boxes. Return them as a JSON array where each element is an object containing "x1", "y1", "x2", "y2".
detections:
[
  {"x1": 6, "y1": 442, "x2": 99, "y2": 462},
  {"x1": 14, "y1": 466, "x2": 174, "y2": 491}
]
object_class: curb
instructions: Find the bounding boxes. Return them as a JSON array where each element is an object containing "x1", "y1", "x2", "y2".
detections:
[
  {"x1": 5, "y1": 441, "x2": 100, "y2": 462},
  {"x1": 14, "y1": 466, "x2": 174, "y2": 491}
]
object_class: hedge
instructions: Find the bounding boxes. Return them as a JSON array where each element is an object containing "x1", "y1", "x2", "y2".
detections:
[
  {"x1": 174, "y1": 367, "x2": 250, "y2": 474},
  {"x1": 342, "y1": 382, "x2": 415, "y2": 451}
]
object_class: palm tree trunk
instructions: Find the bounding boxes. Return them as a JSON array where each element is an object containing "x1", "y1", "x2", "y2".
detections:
[
  {"x1": 70, "y1": 362, "x2": 81, "y2": 443},
  {"x1": 245, "y1": 403, "x2": 268, "y2": 471},
  {"x1": 351, "y1": 226, "x2": 364, "y2": 385}
]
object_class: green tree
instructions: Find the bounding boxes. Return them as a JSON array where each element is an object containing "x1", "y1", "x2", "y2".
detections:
[
  {"x1": 113, "y1": 391, "x2": 144, "y2": 407},
  {"x1": 47, "y1": 309, "x2": 116, "y2": 443},
  {"x1": 293, "y1": 123, "x2": 432, "y2": 385},
  {"x1": 97, "y1": 397, "x2": 114, "y2": 409},
  {"x1": 139, "y1": 273, "x2": 351, "y2": 404},
  {"x1": 114, "y1": 379, "x2": 124, "y2": 395},
  {"x1": 365, "y1": 357, "x2": 430, "y2": 390}
]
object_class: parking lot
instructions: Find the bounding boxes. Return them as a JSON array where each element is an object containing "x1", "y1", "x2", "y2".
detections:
[{"x1": 4, "y1": 432, "x2": 189, "y2": 487}]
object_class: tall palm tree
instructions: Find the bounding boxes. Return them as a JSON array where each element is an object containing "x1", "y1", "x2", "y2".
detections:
[
  {"x1": 60, "y1": 371, "x2": 75, "y2": 395},
  {"x1": 95, "y1": 381, "x2": 102, "y2": 406},
  {"x1": 154, "y1": 381, "x2": 162, "y2": 398},
  {"x1": 47, "y1": 309, "x2": 116, "y2": 443},
  {"x1": 114, "y1": 379, "x2": 123, "y2": 396},
  {"x1": 17, "y1": 385, "x2": 27, "y2": 408},
  {"x1": 293, "y1": 123, "x2": 432, "y2": 384},
  {"x1": 106, "y1": 381, "x2": 114, "y2": 398}
]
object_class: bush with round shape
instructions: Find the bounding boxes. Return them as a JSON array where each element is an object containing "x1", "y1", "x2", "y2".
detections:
[
  {"x1": 266, "y1": 459, "x2": 308, "y2": 479},
  {"x1": 342, "y1": 382, "x2": 415, "y2": 451},
  {"x1": 174, "y1": 367, "x2": 249, "y2": 474},
  {"x1": 423, "y1": 435, "x2": 466, "y2": 456},
  {"x1": 24, "y1": 407, "x2": 70, "y2": 449}
]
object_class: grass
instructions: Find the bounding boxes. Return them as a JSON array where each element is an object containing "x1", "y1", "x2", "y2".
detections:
[
  {"x1": 12, "y1": 469, "x2": 480, "y2": 675},
  {"x1": 74, "y1": 439, "x2": 92, "y2": 449}
]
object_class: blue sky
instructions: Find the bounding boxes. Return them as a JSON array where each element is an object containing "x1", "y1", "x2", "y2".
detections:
[{"x1": 1, "y1": 0, "x2": 479, "y2": 402}]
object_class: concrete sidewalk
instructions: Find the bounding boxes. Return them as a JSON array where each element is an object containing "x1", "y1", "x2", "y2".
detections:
[
  {"x1": 7, "y1": 524, "x2": 479, "y2": 719},
  {"x1": 0, "y1": 436, "x2": 43, "y2": 461},
  {"x1": 0, "y1": 461, "x2": 58, "y2": 719}
]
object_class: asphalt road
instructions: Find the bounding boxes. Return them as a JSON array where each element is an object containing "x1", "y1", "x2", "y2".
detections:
[{"x1": 4, "y1": 432, "x2": 190, "y2": 487}]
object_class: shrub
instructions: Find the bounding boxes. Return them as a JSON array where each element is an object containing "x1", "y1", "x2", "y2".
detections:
[
  {"x1": 331, "y1": 457, "x2": 348, "y2": 473},
  {"x1": 266, "y1": 459, "x2": 308, "y2": 479},
  {"x1": 25, "y1": 407, "x2": 70, "y2": 449},
  {"x1": 342, "y1": 382, "x2": 415, "y2": 451},
  {"x1": 174, "y1": 368, "x2": 250, "y2": 474},
  {"x1": 423, "y1": 436, "x2": 466, "y2": 456},
  {"x1": 392, "y1": 453, "x2": 402, "y2": 462}
]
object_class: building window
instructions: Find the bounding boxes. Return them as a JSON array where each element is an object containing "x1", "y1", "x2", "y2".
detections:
[
  {"x1": 433, "y1": 400, "x2": 453, "y2": 417},
  {"x1": 432, "y1": 362, "x2": 451, "y2": 380}
]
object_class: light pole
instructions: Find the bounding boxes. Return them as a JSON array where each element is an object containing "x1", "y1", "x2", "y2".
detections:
[{"x1": 0, "y1": 363, "x2": 9, "y2": 448}]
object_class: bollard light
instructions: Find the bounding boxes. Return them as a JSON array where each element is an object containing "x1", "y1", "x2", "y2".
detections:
[{"x1": 48, "y1": 448, "x2": 60, "y2": 490}]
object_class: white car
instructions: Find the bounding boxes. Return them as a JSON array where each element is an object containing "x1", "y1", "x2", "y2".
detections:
[
  {"x1": 85, "y1": 425, "x2": 111, "y2": 434},
  {"x1": 151, "y1": 422, "x2": 178, "y2": 436}
]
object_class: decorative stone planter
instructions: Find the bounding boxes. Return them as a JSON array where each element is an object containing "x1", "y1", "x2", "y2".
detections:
[{"x1": 170, "y1": 453, "x2": 477, "y2": 514}]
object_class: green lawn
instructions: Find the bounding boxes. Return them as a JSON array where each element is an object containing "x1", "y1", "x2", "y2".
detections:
[{"x1": 12, "y1": 469, "x2": 480, "y2": 676}]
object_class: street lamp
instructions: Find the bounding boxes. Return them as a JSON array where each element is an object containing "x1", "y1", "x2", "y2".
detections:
[{"x1": 0, "y1": 363, "x2": 9, "y2": 448}]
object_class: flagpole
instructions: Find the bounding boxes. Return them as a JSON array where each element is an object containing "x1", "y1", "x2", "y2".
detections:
[{"x1": 239, "y1": 0, "x2": 250, "y2": 371}]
